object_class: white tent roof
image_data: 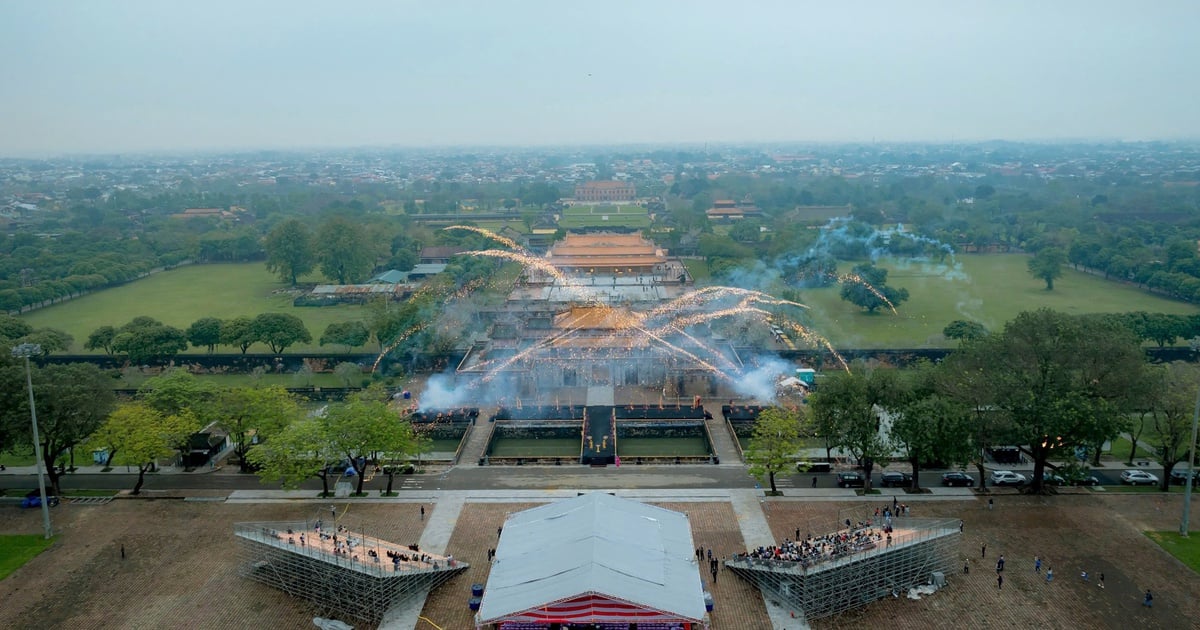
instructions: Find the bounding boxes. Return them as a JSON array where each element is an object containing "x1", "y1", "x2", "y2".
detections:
[{"x1": 476, "y1": 493, "x2": 707, "y2": 623}]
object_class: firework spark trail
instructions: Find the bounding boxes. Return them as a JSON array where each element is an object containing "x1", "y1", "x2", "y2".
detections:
[
  {"x1": 469, "y1": 250, "x2": 573, "y2": 285},
  {"x1": 643, "y1": 286, "x2": 806, "y2": 320},
  {"x1": 662, "y1": 326, "x2": 742, "y2": 370},
  {"x1": 839, "y1": 273, "x2": 898, "y2": 315},
  {"x1": 780, "y1": 321, "x2": 851, "y2": 372},
  {"x1": 476, "y1": 326, "x2": 584, "y2": 381},
  {"x1": 659, "y1": 306, "x2": 774, "y2": 330},
  {"x1": 371, "y1": 323, "x2": 427, "y2": 373},
  {"x1": 442, "y1": 225, "x2": 529, "y2": 254},
  {"x1": 633, "y1": 326, "x2": 733, "y2": 382}
]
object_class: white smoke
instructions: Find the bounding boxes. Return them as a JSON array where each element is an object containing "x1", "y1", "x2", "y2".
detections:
[
  {"x1": 416, "y1": 373, "x2": 472, "y2": 410},
  {"x1": 730, "y1": 356, "x2": 796, "y2": 403}
]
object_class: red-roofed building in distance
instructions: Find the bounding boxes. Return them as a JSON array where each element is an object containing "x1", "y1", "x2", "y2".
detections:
[{"x1": 574, "y1": 180, "x2": 636, "y2": 203}]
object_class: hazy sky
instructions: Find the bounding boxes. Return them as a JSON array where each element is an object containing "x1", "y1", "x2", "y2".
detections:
[{"x1": 1, "y1": 1, "x2": 1197, "y2": 155}]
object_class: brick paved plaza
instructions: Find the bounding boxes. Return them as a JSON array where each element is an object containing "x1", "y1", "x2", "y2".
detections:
[{"x1": 0, "y1": 491, "x2": 1196, "y2": 629}]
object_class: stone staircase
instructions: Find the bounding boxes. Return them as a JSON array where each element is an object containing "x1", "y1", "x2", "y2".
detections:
[
  {"x1": 706, "y1": 411, "x2": 743, "y2": 465},
  {"x1": 456, "y1": 408, "x2": 498, "y2": 466}
]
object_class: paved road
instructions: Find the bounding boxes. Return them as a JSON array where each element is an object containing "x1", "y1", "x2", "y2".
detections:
[{"x1": 2, "y1": 463, "x2": 1170, "y2": 494}]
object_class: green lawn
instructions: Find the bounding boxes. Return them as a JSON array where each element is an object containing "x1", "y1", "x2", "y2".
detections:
[
  {"x1": 113, "y1": 371, "x2": 376, "y2": 390},
  {"x1": 0, "y1": 534, "x2": 54, "y2": 580},
  {"x1": 791, "y1": 254, "x2": 1199, "y2": 348},
  {"x1": 682, "y1": 259, "x2": 711, "y2": 283},
  {"x1": 1107, "y1": 437, "x2": 1157, "y2": 463},
  {"x1": 559, "y1": 205, "x2": 650, "y2": 228},
  {"x1": 0, "y1": 448, "x2": 36, "y2": 467},
  {"x1": 19, "y1": 264, "x2": 372, "y2": 354},
  {"x1": 1145, "y1": 530, "x2": 1200, "y2": 573}
]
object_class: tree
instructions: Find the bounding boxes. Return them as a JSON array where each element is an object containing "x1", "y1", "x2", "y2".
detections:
[
  {"x1": 85, "y1": 325, "x2": 118, "y2": 355},
  {"x1": 248, "y1": 416, "x2": 339, "y2": 496},
  {"x1": 943, "y1": 320, "x2": 988, "y2": 342},
  {"x1": 334, "y1": 362, "x2": 364, "y2": 387},
  {"x1": 1027, "y1": 247, "x2": 1067, "y2": 290},
  {"x1": 958, "y1": 309, "x2": 1146, "y2": 493},
  {"x1": 251, "y1": 313, "x2": 312, "y2": 353},
  {"x1": 323, "y1": 390, "x2": 415, "y2": 496},
  {"x1": 320, "y1": 321, "x2": 371, "y2": 352},
  {"x1": 186, "y1": 317, "x2": 223, "y2": 353},
  {"x1": 0, "y1": 362, "x2": 116, "y2": 495},
  {"x1": 221, "y1": 316, "x2": 257, "y2": 354},
  {"x1": 316, "y1": 216, "x2": 375, "y2": 284},
  {"x1": 745, "y1": 407, "x2": 808, "y2": 493},
  {"x1": 111, "y1": 317, "x2": 188, "y2": 364},
  {"x1": 213, "y1": 386, "x2": 303, "y2": 473},
  {"x1": 0, "y1": 315, "x2": 33, "y2": 342},
  {"x1": 264, "y1": 218, "x2": 315, "y2": 285},
  {"x1": 839, "y1": 263, "x2": 909, "y2": 313},
  {"x1": 810, "y1": 367, "x2": 897, "y2": 492},
  {"x1": 1151, "y1": 362, "x2": 1200, "y2": 491},
  {"x1": 91, "y1": 403, "x2": 199, "y2": 494},
  {"x1": 19, "y1": 328, "x2": 73, "y2": 354},
  {"x1": 886, "y1": 363, "x2": 975, "y2": 490},
  {"x1": 139, "y1": 368, "x2": 216, "y2": 419}
]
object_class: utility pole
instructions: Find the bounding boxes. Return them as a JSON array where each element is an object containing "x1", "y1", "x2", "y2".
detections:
[
  {"x1": 12, "y1": 343, "x2": 52, "y2": 540},
  {"x1": 1182, "y1": 383, "x2": 1200, "y2": 537}
]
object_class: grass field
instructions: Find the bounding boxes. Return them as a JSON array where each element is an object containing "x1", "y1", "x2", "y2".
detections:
[
  {"x1": 19, "y1": 264, "x2": 371, "y2": 354},
  {"x1": 791, "y1": 254, "x2": 1200, "y2": 348},
  {"x1": 558, "y1": 204, "x2": 650, "y2": 229},
  {"x1": 1145, "y1": 530, "x2": 1200, "y2": 573},
  {"x1": 0, "y1": 535, "x2": 54, "y2": 580}
]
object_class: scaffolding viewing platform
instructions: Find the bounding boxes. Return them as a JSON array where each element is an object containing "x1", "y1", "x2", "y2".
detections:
[
  {"x1": 235, "y1": 521, "x2": 467, "y2": 623},
  {"x1": 726, "y1": 517, "x2": 959, "y2": 620}
]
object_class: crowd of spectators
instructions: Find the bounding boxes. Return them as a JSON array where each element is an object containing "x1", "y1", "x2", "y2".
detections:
[{"x1": 738, "y1": 524, "x2": 884, "y2": 569}]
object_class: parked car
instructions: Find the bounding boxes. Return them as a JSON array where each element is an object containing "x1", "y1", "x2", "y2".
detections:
[
  {"x1": 990, "y1": 470, "x2": 1027, "y2": 486},
  {"x1": 880, "y1": 471, "x2": 913, "y2": 487},
  {"x1": 1120, "y1": 470, "x2": 1159, "y2": 485},
  {"x1": 1041, "y1": 472, "x2": 1067, "y2": 486},
  {"x1": 1168, "y1": 469, "x2": 1199, "y2": 485},
  {"x1": 941, "y1": 471, "x2": 975, "y2": 487},
  {"x1": 1067, "y1": 473, "x2": 1101, "y2": 487},
  {"x1": 796, "y1": 461, "x2": 832, "y2": 473},
  {"x1": 836, "y1": 471, "x2": 865, "y2": 488},
  {"x1": 21, "y1": 489, "x2": 60, "y2": 509}
]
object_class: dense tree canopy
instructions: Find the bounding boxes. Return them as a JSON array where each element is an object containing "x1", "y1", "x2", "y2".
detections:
[
  {"x1": 955, "y1": 309, "x2": 1149, "y2": 493},
  {"x1": 839, "y1": 263, "x2": 910, "y2": 313}
]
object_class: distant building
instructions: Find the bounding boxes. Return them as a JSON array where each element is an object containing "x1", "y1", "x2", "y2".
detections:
[
  {"x1": 418, "y1": 246, "x2": 468, "y2": 264},
  {"x1": 574, "y1": 180, "x2": 636, "y2": 203},
  {"x1": 706, "y1": 196, "x2": 761, "y2": 221}
]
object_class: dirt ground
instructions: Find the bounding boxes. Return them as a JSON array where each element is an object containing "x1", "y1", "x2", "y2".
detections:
[{"x1": 0, "y1": 492, "x2": 1197, "y2": 630}]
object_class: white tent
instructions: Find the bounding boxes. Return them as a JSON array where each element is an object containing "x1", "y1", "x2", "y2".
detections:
[{"x1": 476, "y1": 493, "x2": 708, "y2": 628}]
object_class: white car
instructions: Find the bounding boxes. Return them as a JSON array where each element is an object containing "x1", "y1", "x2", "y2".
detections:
[
  {"x1": 1120, "y1": 470, "x2": 1159, "y2": 485},
  {"x1": 990, "y1": 470, "x2": 1027, "y2": 486}
]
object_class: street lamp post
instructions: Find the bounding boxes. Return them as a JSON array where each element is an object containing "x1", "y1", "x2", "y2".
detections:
[
  {"x1": 1182, "y1": 383, "x2": 1200, "y2": 537},
  {"x1": 12, "y1": 343, "x2": 52, "y2": 540}
]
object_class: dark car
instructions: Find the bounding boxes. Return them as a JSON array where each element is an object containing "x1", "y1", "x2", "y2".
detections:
[
  {"x1": 1041, "y1": 472, "x2": 1067, "y2": 486},
  {"x1": 1169, "y1": 469, "x2": 1199, "y2": 486},
  {"x1": 836, "y1": 471, "x2": 865, "y2": 488},
  {"x1": 941, "y1": 471, "x2": 975, "y2": 487},
  {"x1": 880, "y1": 471, "x2": 913, "y2": 488},
  {"x1": 1068, "y1": 474, "x2": 1101, "y2": 487}
]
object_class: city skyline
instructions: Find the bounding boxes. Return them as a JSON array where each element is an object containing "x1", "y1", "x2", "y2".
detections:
[{"x1": 1, "y1": 1, "x2": 1198, "y2": 156}]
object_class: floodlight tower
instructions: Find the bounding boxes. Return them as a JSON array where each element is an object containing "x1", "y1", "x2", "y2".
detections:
[{"x1": 12, "y1": 343, "x2": 52, "y2": 539}]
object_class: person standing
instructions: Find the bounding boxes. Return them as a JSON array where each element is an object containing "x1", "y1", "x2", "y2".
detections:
[
  {"x1": 1098, "y1": 573, "x2": 1105, "y2": 589},
  {"x1": 959, "y1": 520, "x2": 964, "y2": 533},
  {"x1": 988, "y1": 498, "x2": 994, "y2": 511},
  {"x1": 1035, "y1": 556, "x2": 1042, "y2": 573},
  {"x1": 981, "y1": 543, "x2": 987, "y2": 559},
  {"x1": 996, "y1": 555, "x2": 1005, "y2": 573},
  {"x1": 997, "y1": 573, "x2": 1003, "y2": 590},
  {"x1": 420, "y1": 505, "x2": 425, "y2": 521},
  {"x1": 812, "y1": 476, "x2": 818, "y2": 488},
  {"x1": 1143, "y1": 590, "x2": 1153, "y2": 607},
  {"x1": 120, "y1": 544, "x2": 125, "y2": 560},
  {"x1": 1046, "y1": 567, "x2": 1054, "y2": 582}
]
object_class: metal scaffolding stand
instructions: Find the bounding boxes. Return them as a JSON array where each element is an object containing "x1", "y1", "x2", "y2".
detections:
[
  {"x1": 726, "y1": 518, "x2": 960, "y2": 620},
  {"x1": 235, "y1": 521, "x2": 468, "y2": 624}
]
